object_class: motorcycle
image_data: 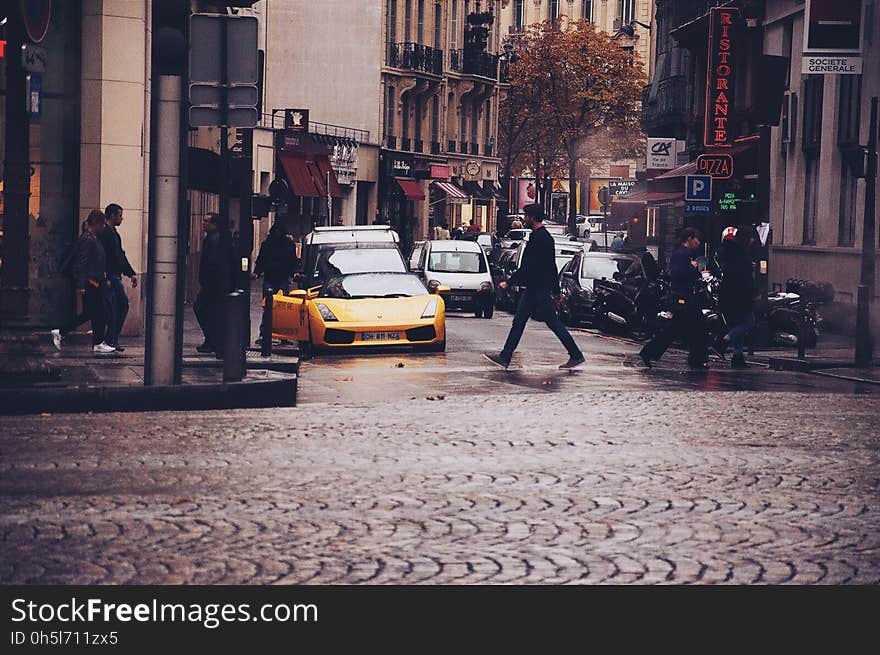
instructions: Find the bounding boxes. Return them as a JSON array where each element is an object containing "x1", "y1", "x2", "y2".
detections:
[
  {"x1": 592, "y1": 253, "x2": 670, "y2": 339},
  {"x1": 765, "y1": 292, "x2": 821, "y2": 348}
]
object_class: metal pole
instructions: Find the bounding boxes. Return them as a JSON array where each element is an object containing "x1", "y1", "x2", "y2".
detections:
[
  {"x1": 223, "y1": 291, "x2": 245, "y2": 381},
  {"x1": 327, "y1": 170, "x2": 332, "y2": 225},
  {"x1": 146, "y1": 75, "x2": 182, "y2": 386},
  {"x1": 855, "y1": 97, "x2": 877, "y2": 368},
  {"x1": 261, "y1": 287, "x2": 274, "y2": 357}
]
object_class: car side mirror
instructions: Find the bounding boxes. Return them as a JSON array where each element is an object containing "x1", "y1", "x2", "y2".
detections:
[{"x1": 435, "y1": 285, "x2": 451, "y2": 295}]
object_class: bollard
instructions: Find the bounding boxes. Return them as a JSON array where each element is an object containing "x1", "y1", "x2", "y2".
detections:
[
  {"x1": 261, "y1": 287, "x2": 274, "y2": 358},
  {"x1": 223, "y1": 291, "x2": 245, "y2": 382}
]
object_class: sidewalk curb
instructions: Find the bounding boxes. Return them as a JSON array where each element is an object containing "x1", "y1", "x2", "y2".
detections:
[
  {"x1": 0, "y1": 376, "x2": 297, "y2": 416},
  {"x1": 810, "y1": 369, "x2": 880, "y2": 386},
  {"x1": 767, "y1": 356, "x2": 853, "y2": 372}
]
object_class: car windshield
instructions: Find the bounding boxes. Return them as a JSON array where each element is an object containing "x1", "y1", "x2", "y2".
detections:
[
  {"x1": 504, "y1": 229, "x2": 529, "y2": 240},
  {"x1": 476, "y1": 234, "x2": 492, "y2": 247},
  {"x1": 319, "y1": 273, "x2": 428, "y2": 299},
  {"x1": 311, "y1": 247, "x2": 406, "y2": 283},
  {"x1": 580, "y1": 256, "x2": 639, "y2": 281},
  {"x1": 427, "y1": 250, "x2": 487, "y2": 273}
]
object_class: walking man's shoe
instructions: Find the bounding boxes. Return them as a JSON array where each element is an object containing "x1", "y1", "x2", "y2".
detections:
[
  {"x1": 638, "y1": 351, "x2": 652, "y2": 368},
  {"x1": 483, "y1": 352, "x2": 510, "y2": 369},
  {"x1": 50, "y1": 329, "x2": 62, "y2": 351},
  {"x1": 559, "y1": 354, "x2": 586, "y2": 369},
  {"x1": 93, "y1": 342, "x2": 116, "y2": 355},
  {"x1": 113, "y1": 345, "x2": 125, "y2": 352}
]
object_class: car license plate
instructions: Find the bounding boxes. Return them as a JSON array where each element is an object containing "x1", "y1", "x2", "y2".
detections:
[
  {"x1": 449, "y1": 294, "x2": 469, "y2": 302},
  {"x1": 360, "y1": 331, "x2": 400, "y2": 341}
]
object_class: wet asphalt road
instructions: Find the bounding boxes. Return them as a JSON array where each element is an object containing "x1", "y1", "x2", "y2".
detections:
[{"x1": 1, "y1": 310, "x2": 878, "y2": 584}]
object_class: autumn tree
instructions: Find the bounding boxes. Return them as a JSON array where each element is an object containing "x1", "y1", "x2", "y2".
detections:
[{"x1": 501, "y1": 18, "x2": 645, "y2": 235}]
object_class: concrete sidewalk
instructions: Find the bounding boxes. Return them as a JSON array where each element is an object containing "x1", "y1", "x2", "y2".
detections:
[
  {"x1": 745, "y1": 332, "x2": 880, "y2": 385},
  {"x1": 0, "y1": 297, "x2": 298, "y2": 415}
]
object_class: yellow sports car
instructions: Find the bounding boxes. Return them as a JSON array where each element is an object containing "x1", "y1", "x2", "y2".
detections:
[{"x1": 271, "y1": 272, "x2": 447, "y2": 354}]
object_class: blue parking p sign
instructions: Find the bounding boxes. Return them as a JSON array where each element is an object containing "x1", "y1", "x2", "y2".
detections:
[{"x1": 685, "y1": 175, "x2": 712, "y2": 202}]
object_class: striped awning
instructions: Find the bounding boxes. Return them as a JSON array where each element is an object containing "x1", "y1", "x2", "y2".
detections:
[{"x1": 431, "y1": 180, "x2": 468, "y2": 200}]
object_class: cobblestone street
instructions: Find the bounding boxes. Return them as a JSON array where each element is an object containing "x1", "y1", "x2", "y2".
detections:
[{"x1": 2, "y1": 317, "x2": 879, "y2": 584}]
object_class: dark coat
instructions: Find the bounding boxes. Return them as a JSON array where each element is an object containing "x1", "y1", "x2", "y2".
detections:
[
  {"x1": 199, "y1": 230, "x2": 235, "y2": 294},
  {"x1": 254, "y1": 233, "x2": 299, "y2": 286},
  {"x1": 668, "y1": 244, "x2": 700, "y2": 297},
  {"x1": 508, "y1": 225, "x2": 560, "y2": 294},
  {"x1": 717, "y1": 239, "x2": 755, "y2": 314},
  {"x1": 75, "y1": 232, "x2": 107, "y2": 291},
  {"x1": 99, "y1": 225, "x2": 136, "y2": 277}
]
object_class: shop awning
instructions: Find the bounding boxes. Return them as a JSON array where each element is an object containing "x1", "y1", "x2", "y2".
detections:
[
  {"x1": 431, "y1": 180, "x2": 469, "y2": 200},
  {"x1": 463, "y1": 180, "x2": 495, "y2": 203},
  {"x1": 614, "y1": 188, "x2": 684, "y2": 204},
  {"x1": 315, "y1": 155, "x2": 343, "y2": 198},
  {"x1": 396, "y1": 178, "x2": 425, "y2": 200},
  {"x1": 278, "y1": 152, "x2": 323, "y2": 197}
]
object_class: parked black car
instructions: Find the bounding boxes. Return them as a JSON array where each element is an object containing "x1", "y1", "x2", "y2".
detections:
[{"x1": 558, "y1": 251, "x2": 644, "y2": 326}]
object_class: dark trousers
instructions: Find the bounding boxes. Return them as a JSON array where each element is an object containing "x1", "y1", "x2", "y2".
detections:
[
  {"x1": 640, "y1": 295, "x2": 708, "y2": 364},
  {"x1": 194, "y1": 288, "x2": 225, "y2": 353},
  {"x1": 501, "y1": 287, "x2": 582, "y2": 361},
  {"x1": 62, "y1": 284, "x2": 107, "y2": 346},
  {"x1": 259, "y1": 279, "x2": 290, "y2": 339},
  {"x1": 105, "y1": 274, "x2": 129, "y2": 346}
]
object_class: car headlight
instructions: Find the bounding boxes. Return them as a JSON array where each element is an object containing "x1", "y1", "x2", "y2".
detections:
[
  {"x1": 421, "y1": 296, "x2": 440, "y2": 318},
  {"x1": 314, "y1": 303, "x2": 338, "y2": 321},
  {"x1": 479, "y1": 281, "x2": 493, "y2": 293},
  {"x1": 427, "y1": 279, "x2": 441, "y2": 292}
]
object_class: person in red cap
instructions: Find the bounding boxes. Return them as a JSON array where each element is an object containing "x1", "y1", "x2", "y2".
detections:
[{"x1": 717, "y1": 226, "x2": 757, "y2": 368}]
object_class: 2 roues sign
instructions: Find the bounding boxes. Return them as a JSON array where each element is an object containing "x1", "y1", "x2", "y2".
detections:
[{"x1": 696, "y1": 153, "x2": 733, "y2": 179}]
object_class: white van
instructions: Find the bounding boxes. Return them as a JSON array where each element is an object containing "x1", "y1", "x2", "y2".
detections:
[
  {"x1": 298, "y1": 226, "x2": 405, "y2": 288},
  {"x1": 417, "y1": 239, "x2": 495, "y2": 318}
]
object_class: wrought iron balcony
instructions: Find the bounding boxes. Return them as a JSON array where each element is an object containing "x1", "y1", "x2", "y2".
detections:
[
  {"x1": 642, "y1": 75, "x2": 689, "y2": 132},
  {"x1": 449, "y1": 49, "x2": 500, "y2": 80},
  {"x1": 386, "y1": 42, "x2": 444, "y2": 76}
]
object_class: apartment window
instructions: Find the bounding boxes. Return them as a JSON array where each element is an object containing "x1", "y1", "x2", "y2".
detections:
[
  {"x1": 802, "y1": 76, "x2": 823, "y2": 245},
  {"x1": 385, "y1": 86, "x2": 396, "y2": 139},
  {"x1": 838, "y1": 75, "x2": 862, "y2": 147},
  {"x1": 402, "y1": 95, "x2": 410, "y2": 143},
  {"x1": 471, "y1": 103, "x2": 479, "y2": 145},
  {"x1": 431, "y1": 95, "x2": 440, "y2": 144},
  {"x1": 484, "y1": 99, "x2": 491, "y2": 146},
  {"x1": 618, "y1": 0, "x2": 635, "y2": 25},
  {"x1": 802, "y1": 75, "x2": 824, "y2": 151},
  {"x1": 838, "y1": 75, "x2": 862, "y2": 246},
  {"x1": 387, "y1": 0, "x2": 397, "y2": 43},
  {"x1": 550, "y1": 0, "x2": 560, "y2": 20},
  {"x1": 414, "y1": 96, "x2": 423, "y2": 142},
  {"x1": 582, "y1": 1, "x2": 593, "y2": 22},
  {"x1": 514, "y1": 0, "x2": 524, "y2": 30},
  {"x1": 418, "y1": 0, "x2": 425, "y2": 43},
  {"x1": 434, "y1": 3, "x2": 442, "y2": 47},
  {"x1": 405, "y1": 0, "x2": 412, "y2": 42},
  {"x1": 803, "y1": 154, "x2": 819, "y2": 245},
  {"x1": 459, "y1": 102, "x2": 467, "y2": 144},
  {"x1": 451, "y1": 0, "x2": 458, "y2": 51}
]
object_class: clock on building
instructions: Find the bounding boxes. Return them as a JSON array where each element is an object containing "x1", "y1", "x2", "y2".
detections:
[{"x1": 465, "y1": 160, "x2": 481, "y2": 177}]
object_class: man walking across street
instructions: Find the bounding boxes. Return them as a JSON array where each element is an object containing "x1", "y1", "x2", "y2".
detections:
[
  {"x1": 52, "y1": 210, "x2": 116, "y2": 355},
  {"x1": 99, "y1": 203, "x2": 138, "y2": 352},
  {"x1": 252, "y1": 222, "x2": 300, "y2": 345},
  {"x1": 639, "y1": 227, "x2": 709, "y2": 369},
  {"x1": 194, "y1": 212, "x2": 235, "y2": 356},
  {"x1": 484, "y1": 203, "x2": 585, "y2": 370},
  {"x1": 717, "y1": 226, "x2": 757, "y2": 369}
]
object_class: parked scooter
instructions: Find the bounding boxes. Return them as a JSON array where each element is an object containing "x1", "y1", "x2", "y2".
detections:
[{"x1": 592, "y1": 252, "x2": 670, "y2": 339}]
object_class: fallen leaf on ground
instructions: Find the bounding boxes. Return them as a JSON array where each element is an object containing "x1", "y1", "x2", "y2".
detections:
[{"x1": 395, "y1": 362, "x2": 405, "y2": 368}]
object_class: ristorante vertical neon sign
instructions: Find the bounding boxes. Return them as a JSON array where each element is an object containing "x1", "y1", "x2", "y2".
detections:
[{"x1": 704, "y1": 7, "x2": 740, "y2": 148}]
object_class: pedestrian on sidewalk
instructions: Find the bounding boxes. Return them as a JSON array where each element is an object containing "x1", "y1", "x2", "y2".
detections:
[
  {"x1": 717, "y1": 226, "x2": 757, "y2": 369},
  {"x1": 484, "y1": 203, "x2": 585, "y2": 370},
  {"x1": 252, "y1": 222, "x2": 300, "y2": 345},
  {"x1": 52, "y1": 210, "x2": 116, "y2": 355},
  {"x1": 99, "y1": 203, "x2": 138, "y2": 352},
  {"x1": 194, "y1": 212, "x2": 235, "y2": 356},
  {"x1": 639, "y1": 227, "x2": 709, "y2": 369}
]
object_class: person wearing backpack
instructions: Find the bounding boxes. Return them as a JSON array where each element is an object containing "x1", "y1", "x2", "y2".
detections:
[{"x1": 51, "y1": 210, "x2": 115, "y2": 354}]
